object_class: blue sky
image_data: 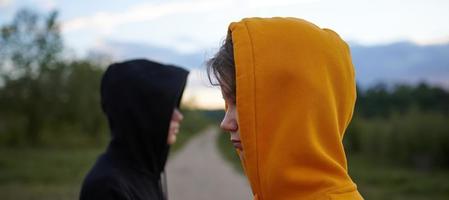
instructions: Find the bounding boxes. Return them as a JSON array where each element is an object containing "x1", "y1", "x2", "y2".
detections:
[{"x1": 1, "y1": 0, "x2": 449, "y2": 55}]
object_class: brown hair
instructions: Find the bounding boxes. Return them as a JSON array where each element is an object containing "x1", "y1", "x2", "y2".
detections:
[{"x1": 206, "y1": 31, "x2": 236, "y2": 103}]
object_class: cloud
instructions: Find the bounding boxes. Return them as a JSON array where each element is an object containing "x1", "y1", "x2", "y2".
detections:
[
  {"x1": 248, "y1": 0, "x2": 320, "y2": 8},
  {"x1": 36, "y1": 0, "x2": 57, "y2": 11},
  {"x1": 62, "y1": 0, "x2": 229, "y2": 33},
  {"x1": 0, "y1": 0, "x2": 12, "y2": 8},
  {"x1": 413, "y1": 36, "x2": 449, "y2": 46}
]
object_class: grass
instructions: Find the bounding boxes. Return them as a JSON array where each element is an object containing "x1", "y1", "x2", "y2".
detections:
[
  {"x1": 0, "y1": 131, "x2": 201, "y2": 200},
  {"x1": 216, "y1": 130, "x2": 449, "y2": 200},
  {"x1": 3, "y1": 128, "x2": 448, "y2": 200},
  {"x1": 348, "y1": 154, "x2": 449, "y2": 200},
  {"x1": 10, "y1": 108, "x2": 448, "y2": 200},
  {"x1": 0, "y1": 147, "x2": 103, "y2": 200},
  {"x1": 0, "y1": 109, "x2": 215, "y2": 200}
]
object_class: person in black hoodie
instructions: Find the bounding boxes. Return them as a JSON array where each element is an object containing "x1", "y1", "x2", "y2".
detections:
[{"x1": 79, "y1": 59, "x2": 189, "y2": 200}]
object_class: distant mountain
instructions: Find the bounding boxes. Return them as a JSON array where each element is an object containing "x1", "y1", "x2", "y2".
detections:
[
  {"x1": 94, "y1": 40, "x2": 449, "y2": 88},
  {"x1": 350, "y1": 42, "x2": 449, "y2": 88},
  {"x1": 94, "y1": 40, "x2": 207, "y2": 69}
]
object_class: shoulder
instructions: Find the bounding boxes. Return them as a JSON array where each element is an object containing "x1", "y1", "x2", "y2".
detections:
[
  {"x1": 80, "y1": 173, "x2": 130, "y2": 200},
  {"x1": 80, "y1": 158, "x2": 130, "y2": 200}
]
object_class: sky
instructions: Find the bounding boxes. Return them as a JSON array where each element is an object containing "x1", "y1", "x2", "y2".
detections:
[
  {"x1": 2, "y1": 0, "x2": 449, "y2": 54},
  {"x1": 1, "y1": 0, "x2": 449, "y2": 108}
]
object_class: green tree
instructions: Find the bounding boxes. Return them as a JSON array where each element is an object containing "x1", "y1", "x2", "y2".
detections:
[{"x1": 0, "y1": 8, "x2": 63, "y2": 145}]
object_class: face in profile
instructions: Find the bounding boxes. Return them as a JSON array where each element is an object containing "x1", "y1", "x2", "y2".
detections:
[
  {"x1": 220, "y1": 98, "x2": 242, "y2": 152},
  {"x1": 167, "y1": 108, "x2": 183, "y2": 145}
]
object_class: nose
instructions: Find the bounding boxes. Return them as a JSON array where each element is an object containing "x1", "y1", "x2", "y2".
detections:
[{"x1": 220, "y1": 112, "x2": 238, "y2": 132}]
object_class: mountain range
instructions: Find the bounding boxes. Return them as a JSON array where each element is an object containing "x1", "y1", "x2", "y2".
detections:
[{"x1": 94, "y1": 40, "x2": 449, "y2": 88}]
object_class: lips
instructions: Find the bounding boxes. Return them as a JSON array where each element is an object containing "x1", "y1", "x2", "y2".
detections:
[{"x1": 231, "y1": 140, "x2": 243, "y2": 151}]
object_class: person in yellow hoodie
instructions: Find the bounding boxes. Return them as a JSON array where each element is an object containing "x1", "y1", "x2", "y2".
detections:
[{"x1": 207, "y1": 17, "x2": 364, "y2": 200}]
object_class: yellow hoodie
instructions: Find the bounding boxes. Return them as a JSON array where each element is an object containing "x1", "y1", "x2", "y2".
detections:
[{"x1": 229, "y1": 17, "x2": 363, "y2": 200}]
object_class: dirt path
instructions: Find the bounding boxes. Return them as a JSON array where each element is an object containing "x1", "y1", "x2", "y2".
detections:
[{"x1": 166, "y1": 127, "x2": 253, "y2": 200}]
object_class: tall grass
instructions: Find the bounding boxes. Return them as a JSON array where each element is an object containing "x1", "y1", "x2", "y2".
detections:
[{"x1": 345, "y1": 109, "x2": 449, "y2": 169}]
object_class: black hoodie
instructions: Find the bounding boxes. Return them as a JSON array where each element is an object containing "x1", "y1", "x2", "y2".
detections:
[{"x1": 79, "y1": 59, "x2": 189, "y2": 200}]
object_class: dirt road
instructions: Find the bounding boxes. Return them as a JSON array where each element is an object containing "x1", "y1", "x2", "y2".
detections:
[{"x1": 166, "y1": 127, "x2": 252, "y2": 200}]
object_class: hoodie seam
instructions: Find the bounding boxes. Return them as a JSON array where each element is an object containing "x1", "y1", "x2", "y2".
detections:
[{"x1": 243, "y1": 20, "x2": 264, "y2": 200}]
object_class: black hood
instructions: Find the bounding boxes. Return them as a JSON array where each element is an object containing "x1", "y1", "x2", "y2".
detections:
[{"x1": 101, "y1": 59, "x2": 189, "y2": 176}]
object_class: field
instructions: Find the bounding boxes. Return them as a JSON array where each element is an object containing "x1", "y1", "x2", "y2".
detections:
[
  {"x1": 0, "y1": 147, "x2": 101, "y2": 200},
  {"x1": 1, "y1": 105, "x2": 449, "y2": 200},
  {"x1": 217, "y1": 132, "x2": 449, "y2": 200},
  {"x1": 1, "y1": 130, "x2": 449, "y2": 200},
  {"x1": 0, "y1": 109, "x2": 208, "y2": 200},
  {"x1": 0, "y1": 129, "x2": 201, "y2": 200}
]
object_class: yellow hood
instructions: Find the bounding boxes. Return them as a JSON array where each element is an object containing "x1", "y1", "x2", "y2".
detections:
[{"x1": 229, "y1": 17, "x2": 363, "y2": 200}]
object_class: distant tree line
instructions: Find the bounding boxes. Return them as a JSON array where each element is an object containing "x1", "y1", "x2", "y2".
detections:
[
  {"x1": 346, "y1": 84, "x2": 449, "y2": 169},
  {"x1": 356, "y1": 83, "x2": 449, "y2": 118}
]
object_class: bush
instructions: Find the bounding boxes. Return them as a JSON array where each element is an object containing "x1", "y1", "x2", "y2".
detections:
[{"x1": 345, "y1": 109, "x2": 449, "y2": 169}]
